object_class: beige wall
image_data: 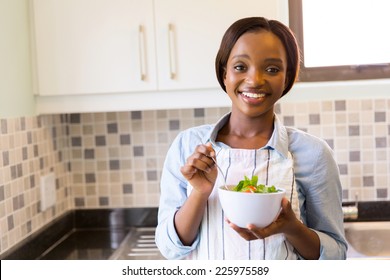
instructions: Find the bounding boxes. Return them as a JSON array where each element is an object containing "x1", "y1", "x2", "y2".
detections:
[{"x1": 0, "y1": 0, "x2": 35, "y2": 118}]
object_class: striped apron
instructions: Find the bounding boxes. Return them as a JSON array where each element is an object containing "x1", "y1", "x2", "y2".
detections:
[{"x1": 186, "y1": 146, "x2": 300, "y2": 260}]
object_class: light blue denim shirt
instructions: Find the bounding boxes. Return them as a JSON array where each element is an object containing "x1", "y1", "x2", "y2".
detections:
[{"x1": 156, "y1": 113, "x2": 348, "y2": 260}]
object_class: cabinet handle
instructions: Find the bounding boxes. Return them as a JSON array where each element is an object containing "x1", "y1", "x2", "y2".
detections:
[
  {"x1": 138, "y1": 25, "x2": 147, "y2": 81},
  {"x1": 168, "y1": 23, "x2": 176, "y2": 80}
]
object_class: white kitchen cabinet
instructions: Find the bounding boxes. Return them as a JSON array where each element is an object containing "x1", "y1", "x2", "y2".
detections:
[
  {"x1": 154, "y1": 0, "x2": 288, "y2": 91},
  {"x1": 32, "y1": 0, "x2": 157, "y2": 95},
  {"x1": 31, "y1": 0, "x2": 288, "y2": 112}
]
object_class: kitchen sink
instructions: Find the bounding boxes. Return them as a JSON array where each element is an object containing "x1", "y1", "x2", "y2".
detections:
[{"x1": 344, "y1": 221, "x2": 390, "y2": 259}]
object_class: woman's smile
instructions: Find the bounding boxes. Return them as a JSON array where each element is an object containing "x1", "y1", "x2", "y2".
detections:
[
  {"x1": 241, "y1": 92, "x2": 266, "y2": 98},
  {"x1": 239, "y1": 90, "x2": 267, "y2": 105}
]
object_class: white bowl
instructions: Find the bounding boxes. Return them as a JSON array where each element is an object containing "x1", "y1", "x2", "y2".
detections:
[{"x1": 218, "y1": 186, "x2": 286, "y2": 228}]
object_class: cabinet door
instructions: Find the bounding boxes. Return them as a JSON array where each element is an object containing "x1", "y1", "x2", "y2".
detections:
[
  {"x1": 32, "y1": 0, "x2": 157, "y2": 96},
  {"x1": 154, "y1": 0, "x2": 287, "y2": 91}
]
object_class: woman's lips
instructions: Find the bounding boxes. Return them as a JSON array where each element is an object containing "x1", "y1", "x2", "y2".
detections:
[
  {"x1": 240, "y1": 91, "x2": 266, "y2": 98},
  {"x1": 238, "y1": 91, "x2": 268, "y2": 105}
]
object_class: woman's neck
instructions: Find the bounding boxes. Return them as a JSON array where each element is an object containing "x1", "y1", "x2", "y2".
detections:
[{"x1": 216, "y1": 111, "x2": 275, "y2": 149}]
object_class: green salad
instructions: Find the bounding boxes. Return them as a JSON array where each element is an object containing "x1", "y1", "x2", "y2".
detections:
[{"x1": 232, "y1": 175, "x2": 279, "y2": 193}]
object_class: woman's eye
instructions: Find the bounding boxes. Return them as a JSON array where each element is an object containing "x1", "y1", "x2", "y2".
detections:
[
  {"x1": 266, "y1": 67, "x2": 280, "y2": 73},
  {"x1": 234, "y1": 65, "x2": 246, "y2": 71}
]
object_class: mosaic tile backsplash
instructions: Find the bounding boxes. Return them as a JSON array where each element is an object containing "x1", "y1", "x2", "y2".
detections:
[{"x1": 1, "y1": 99, "x2": 389, "y2": 255}]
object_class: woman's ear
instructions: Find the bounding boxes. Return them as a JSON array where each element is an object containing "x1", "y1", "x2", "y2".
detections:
[{"x1": 223, "y1": 68, "x2": 227, "y2": 85}]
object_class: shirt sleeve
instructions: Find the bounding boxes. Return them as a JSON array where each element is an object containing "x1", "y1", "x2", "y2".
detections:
[
  {"x1": 292, "y1": 133, "x2": 348, "y2": 260},
  {"x1": 155, "y1": 130, "x2": 200, "y2": 259}
]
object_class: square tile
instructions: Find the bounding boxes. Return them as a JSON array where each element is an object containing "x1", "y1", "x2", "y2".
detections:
[
  {"x1": 1, "y1": 119, "x2": 7, "y2": 134},
  {"x1": 169, "y1": 120, "x2": 180, "y2": 131},
  {"x1": 335, "y1": 100, "x2": 346, "y2": 111},
  {"x1": 74, "y1": 197, "x2": 85, "y2": 207},
  {"x1": 309, "y1": 114, "x2": 320, "y2": 125},
  {"x1": 70, "y1": 114, "x2": 81, "y2": 124},
  {"x1": 99, "y1": 197, "x2": 109, "y2": 206},
  {"x1": 131, "y1": 111, "x2": 142, "y2": 120},
  {"x1": 133, "y1": 146, "x2": 144, "y2": 157},
  {"x1": 109, "y1": 160, "x2": 120, "y2": 170},
  {"x1": 283, "y1": 116, "x2": 294, "y2": 126},
  {"x1": 363, "y1": 176, "x2": 374, "y2": 187},
  {"x1": 338, "y1": 164, "x2": 348, "y2": 175},
  {"x1": 84, "y1": 149, "x2": 95, "y2": 159},
  {"x1": 376, "y1": 137, "x2": 387, "y2": 148},
  {"x1": 123, "y1": 184, "x2": 133, "y2": 194},
  {"x1": 349, "y1": 151, "x2": 360, "y2": 162},
  {"x1": 375, "y1": 112, "x2": 386, "y2": 122},
  {"x1": 120, "y1": 134, "x2": 131, "y2": 145},
  {"x1": 376, "y1": 188, "x2": 388, "y2": 199},
  {"x1": 107, "y1": 123, "x2": 118, "y2": 133},
  {"x1": 95, "y1": 136, "x2": 106, "y2": 146},
  {"x1": 156, "y1": 110, "x2": 167, "y2": 119},
  {"x1": 85, "y1": 173, "x2": 96, "y2": 183},
  {"x1": 194, "y1": 108, "x2": 205, "y2": 117},
  {"x1": 147, "y1": 170, "x2": 158, "y2": 181},
  {"x1": 322, "y1": 101, "x2": 333, "y2": 111},
  {"x1": 71, "y1": 137, "x2": 82, "y2": 147}
]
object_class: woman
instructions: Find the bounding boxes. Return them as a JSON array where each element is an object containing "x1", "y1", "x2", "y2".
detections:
[{"x1": 156, "y1": 17, "x2": 347, "y2": 260}]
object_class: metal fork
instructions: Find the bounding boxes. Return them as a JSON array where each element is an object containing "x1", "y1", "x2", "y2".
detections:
[
  {"x1": 209, "y1": 156, "x2": 229, "y2": 190},
  {"x1": 202, "y1": 139, "x2": 229, "y2": 190}
]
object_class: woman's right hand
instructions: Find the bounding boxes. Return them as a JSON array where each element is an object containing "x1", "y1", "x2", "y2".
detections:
[
  {"x1": 180, "y1": 142, "x2": 217, "y2": 196},
  {"x1": 175, "y1": 143, "x2": 218, "y2": 245}
]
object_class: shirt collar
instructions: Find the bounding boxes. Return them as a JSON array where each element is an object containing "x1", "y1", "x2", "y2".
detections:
[
  {"x1": 267, "y1": 115, "x2": 289, "y2": 159},
  {"x1": 206, "y1": 112, "x2": 289, "y2": 159}
]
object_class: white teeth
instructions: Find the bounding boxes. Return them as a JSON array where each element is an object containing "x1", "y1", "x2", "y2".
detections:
[{"x1": 241, "y1": 92, "x2": 266, "y2": 98}]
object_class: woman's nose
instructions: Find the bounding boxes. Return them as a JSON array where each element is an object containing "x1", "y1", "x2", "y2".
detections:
[{"x1": 246, "y1": 69, "x2": 265, "y2": 85}]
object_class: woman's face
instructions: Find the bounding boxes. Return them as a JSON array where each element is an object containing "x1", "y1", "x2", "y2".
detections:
[{"x1": 223, "y1": 30, "x2": 287, "y2": 119}]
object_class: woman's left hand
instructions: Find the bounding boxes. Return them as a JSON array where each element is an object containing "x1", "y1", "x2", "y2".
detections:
[
  {"x1": 227, "y1": 197, "x2": 320, "y2": 259},
  {"x1": 226, "y1": 197, "x2": 297, "y2": 240}
]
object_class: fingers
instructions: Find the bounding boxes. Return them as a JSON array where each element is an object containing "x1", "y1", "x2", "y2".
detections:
[
  {"x1": 226, "y1": 219, "x2": 257, "y2": 241},
  {"x1": 280, "y1": 196, "x2": 295, "y2": 220},
  {"x1": 184, "y1": 144, "x2": 216, "y2": 171},
  {"x1": 281, "y1": 197, "x2": 292, "y2": 212},
  {"x1": 187, "y1": 154, "x2": 213, "y2": 172},
  {"x1": 180, "y1": 143, "x2": 218, "y2": 184},
  {"x1": 196, "y1": 142, "x2": 215, "y2": 159},
  {"x1": 180, "y1": 165, "x2": 198, "y2": 179},
  {"x1": 205, "y1": 142, "x2": 216, "y2": 157},
  {"x1": 247, "y1": 224, "x2": 274, "y2": 240},
  {"x1": 246, "y1": 198, "x2": 295, "y2": 239}
]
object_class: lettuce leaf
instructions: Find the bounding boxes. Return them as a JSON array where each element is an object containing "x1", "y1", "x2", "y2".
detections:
[{"x1": 232, "y1": 175, "x2": 279, "y2": 193}]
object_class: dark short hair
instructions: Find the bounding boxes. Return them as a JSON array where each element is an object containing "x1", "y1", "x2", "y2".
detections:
[{"x1": 215, "y1": 17, "x2": 300, "y2": 97}]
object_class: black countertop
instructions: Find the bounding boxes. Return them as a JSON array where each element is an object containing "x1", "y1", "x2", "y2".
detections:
[
  {"x1": 1, "y1": 208, "x2": 158, "y2": 260},
  {"x1": 2, "y1": 201, "x2": 388, "y2": 260},
  {"x1": 343, "y1": 201, "x2": 390, "y2": 222}
]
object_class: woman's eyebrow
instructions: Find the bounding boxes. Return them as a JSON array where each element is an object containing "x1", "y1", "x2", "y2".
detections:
[
  {"x1": 264, "y1": 58, "x2": 284, "y2": 63},
  {"x1": 231, "y1": 54, "x2": 250, "y2": 60},
  {"x1": 231, "y1": 55, "x2": 284, "y2": 64}
]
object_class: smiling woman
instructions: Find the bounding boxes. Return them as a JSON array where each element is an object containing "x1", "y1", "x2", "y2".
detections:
[
  {"x1": 0, "y1": 0, "x2": 35, "y2": 118},
  {"x1": 156, "y1": 17, "x2": 347, "y2": 261}
]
